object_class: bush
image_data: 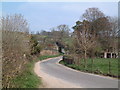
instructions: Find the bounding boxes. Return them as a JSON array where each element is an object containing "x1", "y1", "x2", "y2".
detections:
[
  {"x1": 30, "y1": 35, "x2": 42, "y2": 55},
  {"x1": 2, "y1": 14, "x2": 31, "y2": 88}
]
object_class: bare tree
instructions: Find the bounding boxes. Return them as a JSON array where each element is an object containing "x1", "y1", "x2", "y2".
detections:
[
  {"x1": 2, "y1": 14, "x2": 29, "y2": 32},
  {"x1": 48, "y1": 25, "x2": 70, "y2": 43},
  {"x1": 57, "y1": 24, "x2": 70, "y2": 37},
  {"x1": 108, "y1": 17, "x2": 118, "y2": 56},
  {"x1": 82, "y1": 7, "x2": 105, "y2": 22},
  {"x1": 73, "y1": 20, "x2": 97, "y2": 67},
  {"x1": 108, "y1": 17, "x2": 118, "y2": 36}
]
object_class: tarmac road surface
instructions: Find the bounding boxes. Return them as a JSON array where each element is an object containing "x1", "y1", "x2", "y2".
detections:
[{"x1": 39, "y1": 56, "x2": 118, "y2": 88}]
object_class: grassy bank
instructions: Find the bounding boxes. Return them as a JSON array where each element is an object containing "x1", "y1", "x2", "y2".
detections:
[
  {"x1": 12, "y1": 54, "x2": 61, "y2": 88},
  {"x1": 60, "y1": 58, "x2": 119, "y2": 78},
  {"x1": 12, "y1": 60, "x2": 40, "y2": 88},
  {"x1": 39, "y1": 54, "x2": 62, "y2": 61}
]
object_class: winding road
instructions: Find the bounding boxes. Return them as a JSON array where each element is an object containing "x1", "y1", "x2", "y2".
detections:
[{"x1": 38, "y1": 56, "x2": 118, "y2": 88}]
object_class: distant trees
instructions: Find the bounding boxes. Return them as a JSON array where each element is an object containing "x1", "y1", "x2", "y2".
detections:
[
  {"x1": 33, "y1": 24, "x2": 71, "y2": 54},
  {"x1": 49, "y1": 24, "x2": 70, "y2": 42},
  {"x1": 38, "y1": 24, "x2": 70, "y2": 47},
  {"x1": 57, "y1": 24, "x2": 70, "y2": 39}
]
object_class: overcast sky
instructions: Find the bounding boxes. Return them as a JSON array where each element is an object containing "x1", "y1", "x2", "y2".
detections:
[{"x1": 2, "y1": 2, "x2": 118, "y2": 32}]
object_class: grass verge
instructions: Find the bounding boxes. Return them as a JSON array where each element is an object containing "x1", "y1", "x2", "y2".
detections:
[
  {"x1": 39, "y1": 54, "x2": 62, "y2": 61},
  {"x1": 12, "y1": 60, "x2": 41, "y2": 88},
  {"x1": 12, "y1": 54, "x2": 62, "y2": 88},
  {"x1": 60, "y1": 58, "x2": 119, "y2": 78}
]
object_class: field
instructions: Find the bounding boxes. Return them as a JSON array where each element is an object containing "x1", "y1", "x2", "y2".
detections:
[{"x1": 60, "y1": 58, "x2": 119, "y2": 78}]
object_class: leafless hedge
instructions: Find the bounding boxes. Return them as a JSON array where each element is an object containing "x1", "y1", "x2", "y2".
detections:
[{"x1": 1, "y1": 14, "x2": 31, "y2": 88}]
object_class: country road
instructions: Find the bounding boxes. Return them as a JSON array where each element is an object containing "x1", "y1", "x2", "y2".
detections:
[{"x1": 36, "y1": 56, "x2": 119, "y2": 88}]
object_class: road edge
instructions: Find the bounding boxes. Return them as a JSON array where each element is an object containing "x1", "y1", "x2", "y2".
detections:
[{"x1": 34, "y1": 56, "x2": 81, "y2": 88}]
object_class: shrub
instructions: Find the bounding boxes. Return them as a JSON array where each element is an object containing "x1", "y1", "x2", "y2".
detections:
[{"x1": 2, "y1": 14, "x2": 31, "y2": 88}]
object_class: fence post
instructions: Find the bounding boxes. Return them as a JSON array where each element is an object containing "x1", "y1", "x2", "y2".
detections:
[
  {"x1": 91, "y1": 59, "x2": 94, "y2": 73},
  {"x1": 108, "y1": 59, "x2": 111, "y2": 75}
]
